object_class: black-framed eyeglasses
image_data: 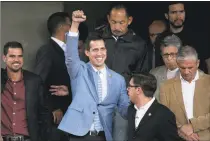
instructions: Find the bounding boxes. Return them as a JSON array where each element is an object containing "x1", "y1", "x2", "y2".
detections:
[
  {"x1": 162, "y1": 53, "x2": 177, "y2": 58},
  {"x1": 127, "y1": 84, "x2": 140, "y2": 88}
]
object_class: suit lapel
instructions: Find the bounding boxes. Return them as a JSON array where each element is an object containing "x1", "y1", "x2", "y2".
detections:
[
  {"x1": 135, "y1": 100, "x2": 158, "y2": 132},
  {"x1": 50, "y1": 39, "x2": 65, "y2": 57},
  {"x1": 84, "y1": 63, "x2": 99, "y2": 103},
  {"x1": 173, "y1": 77, "x2": 188, "y2": 119},
  {"x1": 193, "y1": 72, "x2": 204, "y2": 117},
  {"x1": 162, "y1": 66, "x2": 167, "y2": 81},
  {"x1": 23, "y1": 71, "x2": 30, "y2": 116},
  {"x1": 102, "y1": 67, "x2": 112, "y2": 102},
  {"x1": 130, "y1": 105, "x2": 137, "y2": 134}
]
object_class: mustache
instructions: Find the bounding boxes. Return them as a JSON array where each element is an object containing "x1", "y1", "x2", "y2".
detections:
[{"x1": 113, "y1": 30, "x2": 121, "y2": 33}]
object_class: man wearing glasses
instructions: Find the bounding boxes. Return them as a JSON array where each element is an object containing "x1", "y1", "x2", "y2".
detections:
[
  {"x1": 150, "y1": 34, "x2": 182, "y2": 101},
  {"x1": 147, "y1": 20, "x2": 167, "y2": 70},
  {"x1": 127, "y1": 73, "x2": 180, "y2": 141}
]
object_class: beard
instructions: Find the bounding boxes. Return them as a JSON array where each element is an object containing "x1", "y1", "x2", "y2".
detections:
[
  {"x1": 7, "y1": 62, "x2": 22, "y2": 73},
  {"x1": 112, "y1": 30, "x2": 123, "y2": 36},
  {"x1": 9, "y1": 67, "x2": 22, "y2": 72},
  {"x1": 170, "y1": 19, "x2": 185, "y2": 29}
]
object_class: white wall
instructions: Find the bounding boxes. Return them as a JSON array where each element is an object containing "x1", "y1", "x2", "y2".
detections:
[{"x1": 1, "y1": 2, "x2": 63, "y2": 71}]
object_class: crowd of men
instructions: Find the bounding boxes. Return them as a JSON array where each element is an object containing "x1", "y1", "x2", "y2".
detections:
[{"x1": 1, "y1": 2, "x2": 210, "y2": 141}]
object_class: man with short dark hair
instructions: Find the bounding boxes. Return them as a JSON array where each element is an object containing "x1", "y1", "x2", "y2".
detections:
[
  {"x1": 1, "y1": 41, "x2": 51, "y2": 141},
  {"x1": 87, "y1": 5, "x2": 148, "y2": 140},
  {"x1": 88, "y1": 4, "x2": 148, "y2": 83},
  {"x1": 57, "y1": 10, "x2": 130, "y2": 141},
  {"x1": 155, "y1": 2, "x2": 209, "y2": 73},
  {"x1": 127, "y1": 73, "x2": 180, "y2": 141},
  {"x1": 34, "y1": 12, "x2": 72, "y2": 141}
]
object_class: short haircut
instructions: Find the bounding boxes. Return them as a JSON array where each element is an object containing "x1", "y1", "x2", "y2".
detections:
[
  {"x1": 177, "y1": 45, "x2": 198, "y2": 61},
  {"x1": 160, "y1": 34, "x2": 182, "y2": 52},
  {"x1": 85, "y1": 34, "x2": 105, "y2": 51},
  {"x1": 47, "y1": 12, "x2": 70, "y2": 35},
  {"x1": 108, "y1": 4, "x2": 130, "y2": 17},
  {"x1": 131, "y1": 72, "x2": 157, "y2": 98},
  {"x1": 165, "y1": 2, "x2": 185, "y2": 13},
  {"x1": 4, "y1": 41, "x2": 23, "y2": 55}
]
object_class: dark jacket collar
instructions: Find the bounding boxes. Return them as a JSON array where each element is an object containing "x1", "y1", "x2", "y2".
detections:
[
  {"x1": 50, "y1": 38, "x2": 65, "y2": 55},
  {"x1": 1, "y1": 68, "x2": 31, "y2": 87},
  {"x1": 100, "y1": 25, "x2": 136, "y2": 42}
]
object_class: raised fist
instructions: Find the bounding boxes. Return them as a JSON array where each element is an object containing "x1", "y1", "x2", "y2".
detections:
[{"x1": 72, "y1": 10, "x2": 86, "y2": 23}]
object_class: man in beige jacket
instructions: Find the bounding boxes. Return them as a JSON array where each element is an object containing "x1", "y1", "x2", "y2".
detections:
[{"x1": 160, "y1": 46, "x2": 210, "y2": 141}]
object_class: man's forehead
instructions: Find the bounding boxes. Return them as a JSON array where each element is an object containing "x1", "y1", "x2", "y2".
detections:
[
  {"x1": 178, "y1": 59, "x2": 197, "y2": 64},
  {"x1": 110, "y1": 9, "x2": 127, "y2": 18},
  {"x1": 149, "y1": 22, "x2": 166, "y2": 32},
  {"x1": 149, "y1": 25, "x2": 165, "y2": 33},
  {"x1": 169, "y1": 3, "x2": 185, "y2": 11},
  {"x1": 90, "y1": 40, "x2": 105, "y2": 48}
]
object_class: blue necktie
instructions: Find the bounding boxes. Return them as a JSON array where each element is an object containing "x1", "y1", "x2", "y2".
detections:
[{"x1": 94, "y1": 71, "x2": 103, "y2": 131}]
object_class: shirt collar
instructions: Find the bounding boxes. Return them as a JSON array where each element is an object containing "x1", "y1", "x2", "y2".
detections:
[
  {"x1": 180, "y1": 70, "x2": 199, "y2": 82},
  {"x1": 167, "y1": 67, "x2": 179, "y2": 72},
  {"x1": 51, "y1": 37, "x2": 66, "y2": 51},
  {"x1": 92, "y1": 65, "x2": 106, "y2": 75},
  {"x1": 134, "y1": 97, "x2": 155, "y2": 111}
]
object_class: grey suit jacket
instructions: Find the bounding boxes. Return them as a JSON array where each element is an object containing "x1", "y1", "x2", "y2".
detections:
[{"x1": 150, "y1": 66, "x2": 168, "y2": 101}]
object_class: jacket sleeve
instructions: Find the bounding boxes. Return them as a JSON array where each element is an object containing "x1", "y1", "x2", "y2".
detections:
[
  {"x1": 65, "y1": 34, "x2": 82, "y2": 80},
  {"x1": 190, "y1": 112, "x2": 210, "y2": 132},
  {"x1": 117, "y1": 77, "x2": 130, "y2": 119}
]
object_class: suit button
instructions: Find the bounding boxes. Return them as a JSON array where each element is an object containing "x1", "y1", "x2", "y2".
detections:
[
  {"x1": 133, "y1": 136, "x2": 136, "y2": 139},
  {"x1": 93, "y1": 112, "x2": 95, "y2": 114}
]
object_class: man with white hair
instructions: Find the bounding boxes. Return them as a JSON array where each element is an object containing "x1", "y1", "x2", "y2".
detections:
[
  {"x1": 150, "y1": 34, "x2": 182, "y2": 101},
  {"x1": 160, "y1": 46, "x2": 210, "y2": 141}
]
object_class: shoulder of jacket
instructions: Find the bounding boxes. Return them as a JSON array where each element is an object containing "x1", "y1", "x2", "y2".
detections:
[{"x1": 150, "y1": 66, "x2": 166, "y2": 74}]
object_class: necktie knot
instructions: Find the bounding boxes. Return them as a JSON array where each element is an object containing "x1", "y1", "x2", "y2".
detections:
[{"x1": 97, "y1": 71, "x2": 101, "y2": 75}]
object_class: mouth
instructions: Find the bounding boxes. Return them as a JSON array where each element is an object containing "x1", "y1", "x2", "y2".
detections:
[
  {"x1": 95, "y1": 57, "x2": 103, "y2": 61},
  {"x1": 175, "y1": 19, "x2": 183, "y2": 24},
  {"x1": 12, "y1": 63, "x2": 21, "y2": 66}
]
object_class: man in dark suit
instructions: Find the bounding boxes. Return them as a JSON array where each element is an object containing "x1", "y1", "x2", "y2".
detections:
[
  {"x1": 34, "y1": 12, "x2": 72, "y2": 141},
  {"x1": 1, "y1": 41, "x2": 51, "y2": 141},
  {"x1": 127, "y1": 73, "x2": 180, "y2": 141}
]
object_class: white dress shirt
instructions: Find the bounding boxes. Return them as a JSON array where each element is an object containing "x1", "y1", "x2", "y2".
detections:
[
  {"x1": 134, "y1": 97, "x2": 155, "y2": 128},
  {"x1": 51, "y1": 37, "x2": 66, "y2": 51},
  {"x1": 180, "y1": 71, "x2": 199, "y2": 120}
]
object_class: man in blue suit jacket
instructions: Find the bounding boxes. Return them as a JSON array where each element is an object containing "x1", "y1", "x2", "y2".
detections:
[{"x1": 58, "y1": 10, "x2": 130, "y2": 141}]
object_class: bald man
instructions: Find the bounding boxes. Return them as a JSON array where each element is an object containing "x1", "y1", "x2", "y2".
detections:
[{"x1": 147, "y1": 20, "x2": 167, "y2": 70}]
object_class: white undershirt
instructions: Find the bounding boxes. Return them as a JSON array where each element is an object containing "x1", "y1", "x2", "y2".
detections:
[
  {"x1": 134, "y1": 97, "x2": 155, "y2": 128},
  {"x1": 51, "y1": 37, "x2": 66, "y2": 51},
  {"x1": 180, "y1": 71, "x2": 199, "y2": 120},
  {"x1": 167, "y1": 68, "x2": 179, "y2": 79}
]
